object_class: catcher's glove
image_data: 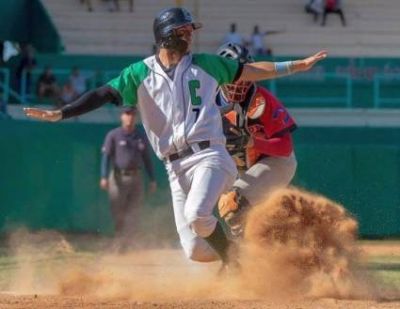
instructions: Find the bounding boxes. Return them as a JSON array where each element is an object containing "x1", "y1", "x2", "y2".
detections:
[{"x1": 222, "y1": 117, "x2": 250, "y2": 156}]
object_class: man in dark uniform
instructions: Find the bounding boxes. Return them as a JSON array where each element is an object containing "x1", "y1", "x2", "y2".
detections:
[{"x1": 100, "y1": 106, "x2": 157, "y2": 250}]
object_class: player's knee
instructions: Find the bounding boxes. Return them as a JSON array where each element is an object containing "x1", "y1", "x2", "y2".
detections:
[{"x1": 188, "y1": 217, "x2": 216, "y2": 238}]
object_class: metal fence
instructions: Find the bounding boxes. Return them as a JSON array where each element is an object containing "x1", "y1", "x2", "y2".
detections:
[{"x1": 0, "y1": 68, "x2": 398, "y2": 108}]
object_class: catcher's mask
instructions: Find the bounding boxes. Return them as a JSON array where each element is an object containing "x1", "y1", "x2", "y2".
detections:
[
  {"x1": 153, "y1": 7, "x2": 202, "y2": 52},
  {"x1": 217, "y1": 43, "x2": 254, "y2": 104}
]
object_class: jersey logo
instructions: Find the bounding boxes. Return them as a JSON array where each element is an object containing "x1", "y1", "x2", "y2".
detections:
[
  {"x1": 189, "y1": 80, "x2": 202, "y2": 106},
  {"x1": 272, "y1": 108, "x2": 290, "y2": 123},
  {"x1": 189, "y1": 80, "x2": 202, "y2": 122}
]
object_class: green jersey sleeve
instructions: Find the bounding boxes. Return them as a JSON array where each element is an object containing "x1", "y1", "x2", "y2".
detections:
[
  {"x1": 192, "y1": 54, "x2": 240, "y2": 85},
  {"x1": 107, "y1": 60, "x2": 149, "y2": 106}
]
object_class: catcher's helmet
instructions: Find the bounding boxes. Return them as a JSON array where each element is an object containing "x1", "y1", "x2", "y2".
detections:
[
  {"x1": 216, "y1": 42, "x2": 254, "y2": 65},
  {"x1": 217, "y1": 43, "x2": 254, "y2": 104},
  {"x1": 153, "y1": 7, "x2": 202, "y2": 49}
]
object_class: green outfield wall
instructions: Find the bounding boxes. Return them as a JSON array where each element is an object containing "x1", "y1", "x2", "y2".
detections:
[{"x1": 0, "y1": 121, "x2": 399, "y2": 237}]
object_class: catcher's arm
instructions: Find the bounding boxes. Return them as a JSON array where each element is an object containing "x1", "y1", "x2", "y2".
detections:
[
  {"x1": 239, "y1": 50, "x2": 327, "y2": 82},
  {"x1": 24, "y1": 86, "x2": 121, "y2": 122}
]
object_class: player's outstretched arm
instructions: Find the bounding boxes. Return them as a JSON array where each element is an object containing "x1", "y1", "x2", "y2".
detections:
[
  {"x1": 24, "y1": 85, "x2": 121, "y2": 122},
  {"x1": 239, "y1": 50, "x2": 328, "y2": 82}
]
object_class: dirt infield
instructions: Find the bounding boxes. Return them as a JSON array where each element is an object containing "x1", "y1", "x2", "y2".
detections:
[{"x1": 1, "y1": 188, "x2": 400, "y2": 308}]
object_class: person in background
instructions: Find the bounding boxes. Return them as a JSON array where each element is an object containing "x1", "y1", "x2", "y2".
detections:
[
  {"x1": 69, "y1": 66, "x2": 87, "y2": 97},
  {"x1": 305, "y1": 0, "x2": 324, "y2": 23},
  {"x1": 321, "y1": 0, "x2": 346, "y2": 27},
  {"x1": 249, "y1": 25, "x2": 284, "y2": 57},
  {"x1": 100, "y1": 106, "x2": 157, "y2": 252},
  {"x1": 60, "y1": 81, "x2": 78, "y2": 105},
  {"x1": 16, "y1": 44, "x2": 37, "y2": 96},
  {"x1": 222, "y1": 23, "x2": 244, "y2": 46},
  {"x1": 36, "y1": 66, "x2": 60, "y2": 100}
]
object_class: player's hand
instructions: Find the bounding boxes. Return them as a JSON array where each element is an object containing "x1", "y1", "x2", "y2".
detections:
[
  {"x1": 149, "y1": 181, "x2": 157, "y2": 193},
  {"x1": 246, "y1": 137, "x2": 254, "y2": 148},
  {"x1": 23, "y1": 107, "x2": 62, "y2": 122},
  {"x1": 100, "y1": 178, "x2": 109, "y2": 190},
  {"x1": 294, "y1": 50, "x2": 328, "y2": 72}
]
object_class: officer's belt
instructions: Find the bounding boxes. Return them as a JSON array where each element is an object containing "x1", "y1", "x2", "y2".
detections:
[
  {"x1": 166, "y1": 141, "x2": 210, "y2": 162},
  {"x1": 114, "y1": 168, "x2": 139, "y2": 176}
]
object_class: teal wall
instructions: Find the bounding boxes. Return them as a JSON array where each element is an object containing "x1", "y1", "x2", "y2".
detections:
[
  {"x1": 0, "y1": 121, "x2": 399, "y2": 237},
  {"x1": 292, "y1": 128, "x2": 400, "y2": 237}
]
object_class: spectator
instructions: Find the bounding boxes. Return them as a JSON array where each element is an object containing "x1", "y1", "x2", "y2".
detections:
[
  {"x1": 69, "y1": 66, "x2": 87, "y2": 96},
  {"x1": 60, "y1": 81, "x2": 78, "y2": 105},
  {"x1": 36, "y1": 66, "x2": 60, "y2": 100},
  {"x1": 249, "y1": 25, "x2": 283, "y2": 57},
  {"x1": 222, "y1": 23, "x2": 244, "y2": 45},
  {"x1": 305, "y1": 0, "x2": 324, "y2": 23},
  {"x1": 80, "y1": 0, "x2": 93, "y2": 12},
  {"x1": 321, "y1": 0, "x2": 346, "y2": 27},
  {"x1": 16, "y1": 44, "x2": 37, "y2": 96},
  {"x1": 106, "y1": 0, "x2": 134, "y2": 12}
]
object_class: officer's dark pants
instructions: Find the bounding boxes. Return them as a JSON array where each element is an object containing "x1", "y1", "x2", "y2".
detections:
[{"x1": 108, "y1": 169, "x2": 143, "y2": 244}]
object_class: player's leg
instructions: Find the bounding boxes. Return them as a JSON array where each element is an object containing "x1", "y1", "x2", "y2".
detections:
[
  {"x1": 219, "y1": 152, "x2": 297, "y2": 237},
  {"x1": 169, "y1": 170, "x2": 220, "y2": 262},
  {"x1": 234, "y1": 152, "x2": 297, "y2": 205},
  {"x1": 121, "y1": 173, "x2": 144, "y2": 246},
  {"x1": 108, "y1": 171, "x2": 125, "y2": 237},
  {"x1": 184, "y1": 163, "x2": 236, "y2": 263}
]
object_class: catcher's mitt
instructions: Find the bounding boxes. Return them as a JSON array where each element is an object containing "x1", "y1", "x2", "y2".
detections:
[
  {"x1": 222, "y1": 116, "x2": 250, "y2": 156},
  {"x1": 218, "y1": 189, "x2": 250, "y2": 238}
]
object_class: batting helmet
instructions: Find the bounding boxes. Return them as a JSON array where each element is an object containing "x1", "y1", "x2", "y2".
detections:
[
  {"x1": 217, "y1": 43, "x2": 254, "y2": 104},
  {"x1": 153, "y1": 7, "x2": 202, "y2": 50}
]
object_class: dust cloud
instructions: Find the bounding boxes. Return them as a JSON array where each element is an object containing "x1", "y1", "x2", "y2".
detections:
[
  {"x1": 239, "y1": 187, "x2": 381, "y2": 300},
  {"x1": 1, "y1": 188, "x2": 394, "y2": 302}
]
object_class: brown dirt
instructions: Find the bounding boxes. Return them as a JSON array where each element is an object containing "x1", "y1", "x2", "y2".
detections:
[{"x1": 1, "y1": 187, "x2": 400, "y2": 308}]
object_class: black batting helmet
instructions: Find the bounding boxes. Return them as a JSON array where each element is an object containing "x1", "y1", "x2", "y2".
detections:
[
  {"x1": 153, "y1": 7, "x2": 202, "y2": 48},
  {"x1": 216, "y1": 42, "x2": 254, "y2": 64}
]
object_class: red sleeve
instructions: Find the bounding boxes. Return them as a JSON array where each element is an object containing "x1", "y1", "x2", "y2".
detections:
[
  {"x1": 249, "y1": 87, "x2": 295, "y2": 157},
  {"x1": 252, "y1": 134, "x2": 293, "y2": 157},
  {"x1": 258, "y1": 88, "x2": 296, "y2": 138}
]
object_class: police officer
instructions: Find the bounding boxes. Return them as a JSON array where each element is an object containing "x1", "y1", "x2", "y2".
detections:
[{"x1": 100, "y1": 106, "x2": 157, "y2": 249}]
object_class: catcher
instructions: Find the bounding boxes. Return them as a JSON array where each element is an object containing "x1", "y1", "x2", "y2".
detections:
[{"x1": 216, "y1": 43, "x2": 298, "y2": 237}]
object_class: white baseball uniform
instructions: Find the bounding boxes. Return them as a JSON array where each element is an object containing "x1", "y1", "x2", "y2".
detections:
[{"x1": 108, "y1": 53, "x2": 241, "y2": 262}]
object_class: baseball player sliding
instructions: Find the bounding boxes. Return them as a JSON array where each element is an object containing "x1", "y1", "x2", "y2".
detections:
[
  {"x1": 216, "y1": 43, "x2": 297, "y2": 238},
  {"x1": 24, "y1": 7, "x2": 327, "y2": 272}
]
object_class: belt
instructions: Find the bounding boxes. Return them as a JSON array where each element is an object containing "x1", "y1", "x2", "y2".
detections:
[
  {"x1": 114, "y1": 168, "x2": 138, "y2": 176},
  {"x1": 166, "y1": 141, "x2": 210, "y2": 162}
]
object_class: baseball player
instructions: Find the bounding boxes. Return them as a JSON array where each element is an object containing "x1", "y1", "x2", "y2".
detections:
[
  {"x1": 24, "y1": 7, "x2": 327, "y2": 270},
  {"x1": 215, "y1": 43, "x2": 297, "y2": 237}
]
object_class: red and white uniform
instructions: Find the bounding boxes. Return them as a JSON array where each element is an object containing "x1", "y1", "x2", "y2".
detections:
[{"x1": 221, "y1": 86, "x2": 298, "y2": 205}]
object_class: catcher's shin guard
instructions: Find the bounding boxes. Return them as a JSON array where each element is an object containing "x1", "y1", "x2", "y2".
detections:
[{"x1": 218, "y1": 188, "x2": 250, "y2": 237}]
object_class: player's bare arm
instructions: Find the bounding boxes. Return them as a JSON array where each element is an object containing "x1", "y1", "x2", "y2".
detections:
[
  {"x1": 23, "y1": 85, "x2": 121, "y2": 122},
  {"x1": 239, "y1": 50, "x2": 328, "y2": 82}
]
